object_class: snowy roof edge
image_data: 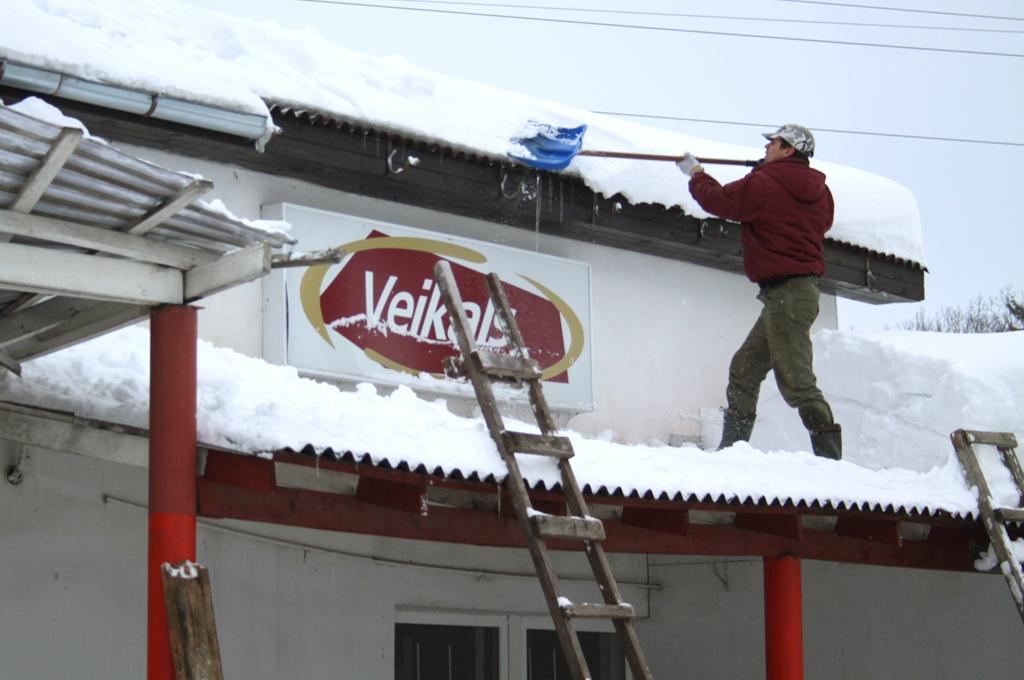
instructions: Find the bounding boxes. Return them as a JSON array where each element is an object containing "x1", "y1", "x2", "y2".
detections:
[
  {"x1": 270, "y1": 103, "x2": 927, "y2": 271},
  {"x1": 280, "y1": 444, "x2": 973, "y2": 522}
]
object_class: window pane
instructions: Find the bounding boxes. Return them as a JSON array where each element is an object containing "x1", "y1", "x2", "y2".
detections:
[
  {"x1": 395, "y1": 623, "x2": 499, "y2": 680},
  {"x1": 526, "y1": 629, "x2": 625, "y2": 680}
]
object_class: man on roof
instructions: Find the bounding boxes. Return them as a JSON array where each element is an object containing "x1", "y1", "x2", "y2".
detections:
[{"x1": 676, "y1": 124, "x2": 842, "y2": 460}]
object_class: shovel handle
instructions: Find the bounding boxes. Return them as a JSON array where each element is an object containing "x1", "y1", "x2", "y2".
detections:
[{"x1": 576, "y1": 150, "x2": 758, "y2": 167}]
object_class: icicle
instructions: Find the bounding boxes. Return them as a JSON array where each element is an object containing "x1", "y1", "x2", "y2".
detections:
[{"x1": 534, "y1": 171, "x2": 541, "y2": 252}]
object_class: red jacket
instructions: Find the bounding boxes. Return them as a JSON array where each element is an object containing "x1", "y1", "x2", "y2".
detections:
[{"x1": 688, "y1": 157, "x2": 834, "y2": 284}]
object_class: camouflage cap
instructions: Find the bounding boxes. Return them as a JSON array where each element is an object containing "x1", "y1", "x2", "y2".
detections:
[{"x1": 762, "y1": 123, "x2": 815, "y2": 157}]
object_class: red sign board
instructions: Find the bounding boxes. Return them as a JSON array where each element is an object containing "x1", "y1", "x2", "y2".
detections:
[
  {"x1": 266, "y1": 204, "x2": 593, "y2": 409},
  {"x1": 300, "y1": 231, "x2": 585, "y2": 383}
]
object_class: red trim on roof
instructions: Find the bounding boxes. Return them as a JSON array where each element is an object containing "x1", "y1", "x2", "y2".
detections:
[{"x1": 194, "y1": 449, "x2": 985, "y2": 573}]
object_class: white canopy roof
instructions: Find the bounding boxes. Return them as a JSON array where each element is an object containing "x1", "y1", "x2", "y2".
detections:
[{"x1": 0, "y1": 97, "x2": 292, "y2": 372}]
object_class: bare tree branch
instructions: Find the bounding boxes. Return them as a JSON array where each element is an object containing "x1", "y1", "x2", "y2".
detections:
[{"x1": 898, "y1": 287, "x2": 1024, "y2": 333}]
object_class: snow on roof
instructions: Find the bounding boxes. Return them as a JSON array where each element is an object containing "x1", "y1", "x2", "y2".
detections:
[
  {"x1": 3, "y1": 326, "x2": 1022, "y2": 519},
  {"x1": 2, "y1": 0, "x2": 924, "y2": 266},
  {"x1": 753, "y1": 330, "x2": 1024, "y2": 476}
]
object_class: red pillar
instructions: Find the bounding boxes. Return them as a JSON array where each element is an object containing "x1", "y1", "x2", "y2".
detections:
[
  {"x1": 148, "y1": 305, "x2": 198, "y2": 680},
  {"x1": 764, "y1": 555, "x2": 804, "y2": 680}
]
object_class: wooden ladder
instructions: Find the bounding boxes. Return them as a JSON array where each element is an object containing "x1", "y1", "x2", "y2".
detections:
[
  {"x1": 433, "y1": 261, "x2": 653, "y2": 680},
  {"x1": 951, "y1": 429, "x2": 1024, "y2": 625}
]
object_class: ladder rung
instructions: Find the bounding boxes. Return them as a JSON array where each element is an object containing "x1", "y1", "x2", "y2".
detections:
[
  {"x1": 501, "y1": 431, "x2": 574, "y2": 458},
  {"x1": 966, "y1": 431, "x2": 1019, "y2": 449},
  {"x1": 472, "y1": 349, "x2": 541, "y2": 380},
  {"x1": 561, "y1": 602, "x2": 635, "y2": 620},
  {"x1": 995, "y1": 507, "x2": 1024, "y2": 523},
  {"x1": 530, "y1": 514, "x2": 606, "y2": 541}
]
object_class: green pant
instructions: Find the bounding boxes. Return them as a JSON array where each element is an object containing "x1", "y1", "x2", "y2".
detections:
[{"x1": 726, "y1": 276, "x2": 834, "y2": 431}]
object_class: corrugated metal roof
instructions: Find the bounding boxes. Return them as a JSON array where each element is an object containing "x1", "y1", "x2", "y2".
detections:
[
  {"x1": 0, "y1": 105, "x2": 290, "y2": 250},
  {"x1": 280, "y1": 445, "x2": 975, "y2": 521}
]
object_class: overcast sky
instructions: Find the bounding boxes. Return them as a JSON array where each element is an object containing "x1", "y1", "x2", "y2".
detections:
[{"x1": 186, "y1": 0, "x2": 1023, "y2": 330}]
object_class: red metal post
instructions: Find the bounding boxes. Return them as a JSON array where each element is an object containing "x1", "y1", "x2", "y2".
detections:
[
  {"x1": 764, "y1": 555, "x2": 804, "y2": 680},
  {"x1": 148, "y1": 305, "x2": 198, "y2": 680}
]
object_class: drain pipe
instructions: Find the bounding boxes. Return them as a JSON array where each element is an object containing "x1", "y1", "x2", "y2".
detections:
[{"x1": 0, "y1": 60, "x2": 276, "y2": 150}]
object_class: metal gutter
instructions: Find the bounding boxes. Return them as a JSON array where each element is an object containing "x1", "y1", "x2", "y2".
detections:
[{"x1": 0, "y1": 60, "x2": 276, "y2": 150}]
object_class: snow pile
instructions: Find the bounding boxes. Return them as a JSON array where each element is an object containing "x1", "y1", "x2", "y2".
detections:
[
  {"x1": 0, "y1": 327, "x2": 500, "y2": 477},
  {"x1": 4, "y1": 325, "x2": 1020, "y2": 518},
  {"x1": 752, "y1": 330, "x2": 1024, "y2": 475},
  {"x1": 976, "y1": 541, "x2": 1024, "y2": 572},
  {"x1": 7, "y1": 94, "x2": 91, "y2": 135},
  {"x1": 0, "y1": 0, "x2": 923, "y2": 265},
  {"x1": 197, "y1": 197, "x2": 291, "y2": 238}
]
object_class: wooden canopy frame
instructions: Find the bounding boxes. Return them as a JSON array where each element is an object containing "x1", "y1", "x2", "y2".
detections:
[{"x1": 0, "y1": 102, "x2": 292, "y2": 373}]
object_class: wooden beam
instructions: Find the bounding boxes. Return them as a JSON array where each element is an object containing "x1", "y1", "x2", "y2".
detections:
[
  {"x1": 0, "y1": 298, "x2": 108, "y2": 347},
  {"x1": 184, "y1": 243, "x2": 271, "y2": 301},
  {"x1": 530, "y1": 513, "x2": 606, "y2": 541},
  {"x1": 0, "y1": 209, "x2": 216, "y2": 269},
  {"x1": 965, "y1": 430, "x2": 1019, "y2": 449},
  {"x1": 199, "y1": 477, "x2": 528, "y2": 546},
  {"x1": 203, "y1": 449, "x2": 275, "y2": 492},
  {"x1": 355, "y1": 476, "x2": 428, "y2": 514},
  {"x1": 0, "y1": 347, "x2": 21, "y2": 375},
  {"x1": 834, "y1": 516, "x2": 902, "y2": 545},
  {"x1": 0, "y1": 402, "x2": 149, "y2": 468},
  {"x1": 925, "y1": 524, "x2": 977, "y2": 553},
  {"x1": 271, "y1": 247, "x2": 344, "y2": 268},
  {"x1": 195, "y1": 477, "x2": 975, "y2": 571},
  {"x1": 0, "y1": 241, "x2": 182, "y2": 305},
  {"x1": 561, "y1": 602, "x2": 635, "y2": 620},
  {"x1": 10, "y1": 127, "x2": 84, "y2": 214},
  {"x1": 735, "y1": 512, "x2": 803, "y2": 541},
  {"x1": 161, "y1": 562, "x2": 224, "y2": 680},
  {"x1": 4, "y1": 300, "x2": 149, "y2": 362},
  {"x1": 621, "y1": 506, "x2": 689, "y2": 536},
  {"x1": 191, "y1": 452, "x2": 977, "y2": 570},
  {"x1": 275, "y1": 449, "x2": 963, "y2": 528},
  {"x1": 503, "y1": 430, "x2": 577, "y2": 456},
  {"x1": 127, "y1": 178, "x2": 213, "y2": 236},
  {"x1": 274, "y1": 461, "x2": 359, "y2": 495}
]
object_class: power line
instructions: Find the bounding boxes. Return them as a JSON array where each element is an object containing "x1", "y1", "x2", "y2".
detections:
[
  {"x1": 388, "y1": 0, "x2": 1024, "y2": 33},
  {"x1": 592, "y1": 110, "x2": 1024, "y2": 148},
  {"x1": 295, "y1": 0, "x2": 1024, "y2": 57},
  {"x1": 774, "y1": 0, "x2": 1024, "y2": 22}
]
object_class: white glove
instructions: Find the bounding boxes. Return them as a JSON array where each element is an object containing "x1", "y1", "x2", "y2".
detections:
[{"x1": 676, "y1": 152, "x2": 704, "y2": 177}]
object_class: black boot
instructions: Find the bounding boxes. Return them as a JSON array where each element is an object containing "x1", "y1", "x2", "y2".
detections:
[
  {"x1": 718, "y1": 409, "x2": 755, "y2": 450},
  {"x1": 810, "y1": 424, "x2": 842, "y2": 460}
]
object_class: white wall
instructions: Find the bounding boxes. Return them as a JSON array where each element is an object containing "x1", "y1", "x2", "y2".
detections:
[
  {"x1": 2, "y1": 441, "x2": 1021, "y2": 679},
  {"x1": 122, "y1": 146, "x2": 838, "y2": 446},
  {"x1": 646, "y1": 555, "x2": 1024, "y2": 679},
  {"x1": 0, "y1": 437, "x2": 648, "y2": 678}
]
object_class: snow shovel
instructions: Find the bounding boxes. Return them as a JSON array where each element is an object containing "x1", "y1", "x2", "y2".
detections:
[{"x1": 509, "y1": 123, "x2": 759, "y2": 171}]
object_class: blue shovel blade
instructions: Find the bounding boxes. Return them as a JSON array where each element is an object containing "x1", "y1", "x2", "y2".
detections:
[{"x1": 509, "y1": 123, "x2": 587, "y2": 171}]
